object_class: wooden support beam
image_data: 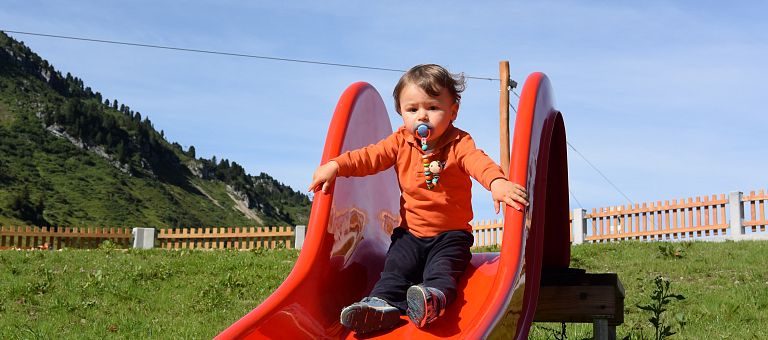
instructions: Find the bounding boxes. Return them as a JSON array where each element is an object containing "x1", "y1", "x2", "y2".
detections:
[
  {"x1": 499, "y1": 61, "x2": 510, "y2": 177},
  {"x1": 534, "y1": 268, "x2": 625, "y2": 340},
  {"x1": 499, "y1": 60, "x2": 510, "y2": 176}
]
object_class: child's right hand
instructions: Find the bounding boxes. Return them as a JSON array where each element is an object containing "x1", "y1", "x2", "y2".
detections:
[{"x1": 308, "y1": 161, "x2": 340, "y2": 193}]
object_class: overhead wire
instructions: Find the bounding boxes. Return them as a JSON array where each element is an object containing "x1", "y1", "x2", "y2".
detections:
[
  {"x1": 7, "y1": 27, "x2": 631, "y2": 208},
  {"x1": 1, "y1": 29, "x2": 500, "y2": 81},
  {"x1": 566, "y1": 141, "x2": 634, "y2": 206},
  {"x1": 505, "y1": 89, "x2": 633, "y2": 207},
  {"x1": 568, "y1": 190, "x2": 585, "y2": 210}
]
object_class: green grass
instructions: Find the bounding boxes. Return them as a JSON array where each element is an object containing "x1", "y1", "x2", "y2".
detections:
[
  {"x1": 1, "y1": 241, "x2": 766, "y2": 339},
  {"x1": 531, "y1": 241, "x2": 768, "y2": 339},
  {"x1": 0, "y1": 100, "x2": 12, "y2": 126},
  {"x1": 0, "y1": 246, "x2": 298, "y2": 339}
]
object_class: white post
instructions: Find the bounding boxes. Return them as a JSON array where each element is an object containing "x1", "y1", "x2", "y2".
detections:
[
  {"x1": 131, "y1": 228, "x2": 155, "y2": 249},
  {"x1": 728, "y1": 191, "x2": 744, "y2": 239},
  {"x1": 294, "y1": 225, "x2": 306, "y2": 250},
  {"x1": 572, "y1": 208, "x2": 586, "y2": 245}
]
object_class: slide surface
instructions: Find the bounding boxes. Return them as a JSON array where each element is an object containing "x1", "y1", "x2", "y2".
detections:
[{"x1": 217, "y1": 73, "x2": 570, "y2": 339}]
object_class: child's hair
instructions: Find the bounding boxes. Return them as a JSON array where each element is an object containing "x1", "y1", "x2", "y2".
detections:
[{"x1": 393, "y1": 64, "x2": 466, "y2": 114}]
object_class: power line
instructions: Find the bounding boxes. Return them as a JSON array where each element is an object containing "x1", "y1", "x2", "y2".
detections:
[
  {"x1": 506, "y1": 88, "x2": 631, "y2": 207},
  {"x1": 2, "y1": 29, "x2": 500, "y2": 81},
  {"x1": 9, "y1": 28, "x2": 629, "y2": 206},
  {"x1": 569, "y1": 189, "x2": 585, "y2": 210},
  {"x1": 566, "y1": 141, "x2": 634, "y2": 206}
]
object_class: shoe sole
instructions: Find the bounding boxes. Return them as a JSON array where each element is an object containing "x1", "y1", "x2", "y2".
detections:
[
  {"x1": 406, "y1": 286, "x2": 427, "y2": 328},
  {"x1": 340, "y1": 303, "x2": 400, "y2": 334}
]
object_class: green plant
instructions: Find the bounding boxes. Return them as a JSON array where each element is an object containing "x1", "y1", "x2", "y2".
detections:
[
  {"x1": 636, "y1": 276, "x2": 686, "y2": 340},
  {"x1": 82, "y1": 269, "x2": 105, "y2": 290},
  {"x1": 657, "y1": 242, "x2": 691, "y2": 259},
  {"x1": 98, "y1": 239, "x2": 119, "y2": 252},
  {"x1": 25, "y1": 266, "x2": 54, "y2": 296}
]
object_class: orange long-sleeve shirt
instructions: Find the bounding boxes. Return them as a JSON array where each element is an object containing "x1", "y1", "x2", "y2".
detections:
[{"x1": 332, "y1": 125, "x2": 505, "y2": 238}]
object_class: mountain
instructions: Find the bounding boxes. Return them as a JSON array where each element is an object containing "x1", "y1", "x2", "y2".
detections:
[{"x1": 0, "y1": 31, "x2": 311, "y2": 228}]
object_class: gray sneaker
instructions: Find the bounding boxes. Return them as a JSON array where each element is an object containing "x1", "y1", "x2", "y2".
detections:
[
  {"x1": 406, "y1": 285, "x2": 446, "y2": 328},
  {"x1": 340, "y1": 296, "x2": 400, "y2": 334}
]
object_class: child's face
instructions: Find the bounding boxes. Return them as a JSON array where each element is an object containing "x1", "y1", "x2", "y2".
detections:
[{"x1": 398, "y1": 83, "x2": 458, "y2": 144}]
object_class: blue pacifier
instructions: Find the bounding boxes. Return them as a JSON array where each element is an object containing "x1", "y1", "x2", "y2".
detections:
[
  {"x1": 416, "y1": 124, "x2": 430, "y2": 151},
  {"x1": 416, "y1": 124, "x2": 430, "y2": 138}
]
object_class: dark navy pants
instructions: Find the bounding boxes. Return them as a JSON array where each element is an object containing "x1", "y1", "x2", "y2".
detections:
[{"x1": 370, "y1": 227, "x2": 474, "y2": 312}]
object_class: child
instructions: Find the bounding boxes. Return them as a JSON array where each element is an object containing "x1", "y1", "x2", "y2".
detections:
[{"x1": 308, "y1": 64, "x2": 529, "y2": 334}]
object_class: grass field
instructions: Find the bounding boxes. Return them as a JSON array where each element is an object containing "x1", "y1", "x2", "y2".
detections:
[{"x1": 1, "y1": 241, "x2": 766, "y2": 339}]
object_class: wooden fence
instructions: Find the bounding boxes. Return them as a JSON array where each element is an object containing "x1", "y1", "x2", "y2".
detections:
[
  {"x1": 0, "y1": 226, "x2": 131, "y2": 250},
  {"x1": 453, "y1": 189, "x2": 768, "y2": 247},
  {"x1": 573, "y1": 190, "x2": 768, "y2": 243},
  {"x1": 583, "y1": 195, "x2": 729, "y2": 242},
  {"x1": 471, "y1": 219, "x2": 504, "y2": 248},
  {"x1": 157, "y1": 226, "x2": 293, "y2": 250},
  {"x1": 0, "y1": 225, "x2": 294, "y2": 250},
  {"x1": 2, "y1": 190, "x2": 765, "y2": 250},
  {"x1": 744, "y1": 190, "x2": 768, "y2": 233}
]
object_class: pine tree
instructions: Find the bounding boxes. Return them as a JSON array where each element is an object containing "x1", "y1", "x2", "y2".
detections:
[{"x1": 116, "y1": 141, "x2": 127, "y2": 162}]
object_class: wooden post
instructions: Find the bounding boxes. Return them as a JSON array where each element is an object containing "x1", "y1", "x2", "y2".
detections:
[{"x1": 499, "y1": 61, "x2": 510, "y2": 177}]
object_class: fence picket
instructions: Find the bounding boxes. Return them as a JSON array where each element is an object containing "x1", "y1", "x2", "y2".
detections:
[
  {"x1": 640, "y1": 203, "x2": 648, "y2": 237},
  {"x1": 686, "y1": 197, "x2": 694, "y2": 232},
  {"x1": 24, "y1": 226, "x2": 31, "y2": 248},
  {"x1": 663, "y1": 200, "x2": 670, "y2": 235},
  {"x1": 694, "y1": 197, "x2": 701, "y2": 229},
  {"x1": 750, "y1": 191, "x2": 758, "y2": 230},
  {"x1": 54, "y1": 227, "x2": 61, "y2": 249},
  {"x1": 760, "y1": 190, "x2": 766, "y2": 222},
  {"x1": 703, "y1": 196, "x2": 710, "y2": 228},
  {"x1": 590, "y1": 208, "x2": 597, "y2": 238},
  {"x1": 270, "y1": 227, "x2": 277, "y2": 249},
  {"x1": 656, "y1": 201, "x2": 663, "y2": 237},
  {"x1": 650, "y1": 204, "x2": 656, "y2": 238}
]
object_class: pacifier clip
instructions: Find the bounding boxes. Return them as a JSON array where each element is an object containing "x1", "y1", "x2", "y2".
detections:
[{"x1": 416, "y1": 124, "x2": 442, "y2": 190}]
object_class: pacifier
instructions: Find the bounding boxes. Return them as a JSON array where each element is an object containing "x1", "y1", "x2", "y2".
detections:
[{"x1": 415, "y1": 124, "x2": 431, "y2": 151}]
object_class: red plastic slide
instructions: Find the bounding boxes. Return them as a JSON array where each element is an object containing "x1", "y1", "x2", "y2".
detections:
[{"x1": 217, "y1": 72, "x2": 571, "y2": 339}]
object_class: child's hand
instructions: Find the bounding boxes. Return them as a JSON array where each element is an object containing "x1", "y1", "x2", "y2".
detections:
[
  {"x1": 308, "y1": 161, "x2": 340, "y2": 193},
  {"x1": 490, "y1": 179, "x2": 529, "y2": 213}
]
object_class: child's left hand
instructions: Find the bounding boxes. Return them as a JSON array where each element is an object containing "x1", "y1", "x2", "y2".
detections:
[{"x1": 490, "y1": 179, "x2": 529, "y2": 213}]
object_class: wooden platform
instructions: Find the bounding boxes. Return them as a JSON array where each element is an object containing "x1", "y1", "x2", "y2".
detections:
[{"x1": 534, "y1": 268, "x2": 625, "y2": 340}]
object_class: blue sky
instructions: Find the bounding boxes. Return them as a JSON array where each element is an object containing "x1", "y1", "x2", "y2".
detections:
[{"x1": 3, "y1": 1, "x2": 767, "y2": 222}]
